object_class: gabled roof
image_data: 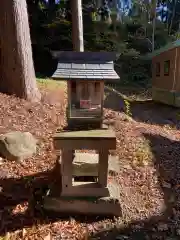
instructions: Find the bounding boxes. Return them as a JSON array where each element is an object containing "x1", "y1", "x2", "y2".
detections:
[
  {"x1": 51, "y1": 51, "x2": 119, "y2": 62},
  {"x1": 51, "y1": 51, "x2": 120, "y2": 81},
  {"x1": 142, "y1": 40, "x2": 180, "y2": 60}
]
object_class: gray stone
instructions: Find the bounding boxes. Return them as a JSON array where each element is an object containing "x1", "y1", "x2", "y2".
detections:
[
  {"x1": 43, "y1": 179, "x2": 122, "y2": 216},
  {"x1": 0, "y1": 131, "x2": 37, "y2": 162}
]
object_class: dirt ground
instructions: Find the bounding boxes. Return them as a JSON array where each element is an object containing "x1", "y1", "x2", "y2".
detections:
[{"x1": 0, "y1": 82, "x2": 180, "y2": 239}]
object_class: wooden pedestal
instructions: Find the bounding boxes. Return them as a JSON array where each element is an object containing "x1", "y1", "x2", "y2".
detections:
[
  {"x1": 43, "y1": 128, "x2": 121, "y2": 216},
  {"x1": 59, "y1": 149, "x2": 110, "y2": 198},
  {"x1": 53, "y1": 129, "x2": 116, "y2": 198}
]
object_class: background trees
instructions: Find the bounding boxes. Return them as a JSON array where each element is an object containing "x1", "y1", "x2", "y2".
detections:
[
  {"x1": 1, "y1": 0, "x2": 180, "y2": 97},
  {"x1": 27, "y1": 0, "x2": 177, "y2": 85}
]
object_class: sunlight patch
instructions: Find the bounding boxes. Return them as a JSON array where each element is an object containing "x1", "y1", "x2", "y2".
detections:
[{"x1": 11, "y1": 202, "x2": 29, "y2": 215}]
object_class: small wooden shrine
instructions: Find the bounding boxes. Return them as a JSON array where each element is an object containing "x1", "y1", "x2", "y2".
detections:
[
  {"x1": 44, "y1": 52, "x2": 121, "y2": 216},
  {"x1": 51, "y1": 51, "x2": 119, "y2": 127}
]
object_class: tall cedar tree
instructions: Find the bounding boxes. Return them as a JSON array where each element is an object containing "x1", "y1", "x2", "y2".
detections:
[{"x1": 0, "y1": 0, "x2": 41, "y2": 102}]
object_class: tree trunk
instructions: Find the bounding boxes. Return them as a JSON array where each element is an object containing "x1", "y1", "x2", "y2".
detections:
[
  {"x1": 49, "y1": 0, "x2": 56, "y2": 7},
  {"x1": 96, "y1": 0, "x2": 102, "y2": 21},
  {"x1": 168, "y1": 0, "x2": 177, "y2": 35},
  {"x1": 151, "y1": 0, "x2": 157, "y2": 51},
  {"x1": 0, "y1": 0, "x2": 41, "y2": 102},
  {"x1": 71, "y1": 0, "x2": 84, "y2": 51}
]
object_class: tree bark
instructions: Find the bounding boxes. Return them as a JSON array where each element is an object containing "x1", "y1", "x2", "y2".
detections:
[
  {"x1": 0, "y1": 0, "x2": 41, "y2": 102},
  {"x1": 151, "y1": 0, "x2": 157, "y2": 51},
  {"x1": 49, "y1": 0, "x2": 56, "y2": 7},
  {"x1": 96, "y1": 0, "x2": 102, "y2": 22},
  {"x1": 71, "y1": 0, "x2": 84, "y2": 51},
  {"x1": 168, "y1": 0, "x2": 177, "y2": 35}
]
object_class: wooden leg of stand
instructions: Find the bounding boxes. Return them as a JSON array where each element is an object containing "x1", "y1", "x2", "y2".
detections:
[
  {"x1": 98, "y1": 150, "x2": 109, "y2": 187},
  {"x1": 61, "y1": 150, "x2": 73, "y2": 192}
]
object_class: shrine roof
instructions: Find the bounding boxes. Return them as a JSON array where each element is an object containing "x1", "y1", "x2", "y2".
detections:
[{"x1": 51, "y1": 51, "x2": 120, "y2": 81}]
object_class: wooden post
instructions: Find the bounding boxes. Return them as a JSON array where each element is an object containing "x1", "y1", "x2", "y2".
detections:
[
  {"x1": 89, "y1": 82, "x2": 94, "y2": 102},
  {"x1": 67, "y1": 81, "x2": 71, "y2": 108},
  {"x1": 98, "y1": 149, "x2": 109, "y2": 187},
  {"x1": 77, "y1": 82, "x2": 82, "y2": 101},
  {"x1": 100, "y1": 81, "x2": 104, "y2": 124},
  {"x1": 96, "y1": 0, "x2": 102, "y2": 21},
  {"x1": 61, "y1": 150, "x2": 73, "y2": 192},
  {"x1": 71, "y1": 0, "x2": 84, "y2": 51}
]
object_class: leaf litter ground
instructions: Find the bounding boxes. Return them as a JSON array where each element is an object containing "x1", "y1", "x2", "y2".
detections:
[{"x1": 0, "y1": 83, "x2": 180, "y2": 239}]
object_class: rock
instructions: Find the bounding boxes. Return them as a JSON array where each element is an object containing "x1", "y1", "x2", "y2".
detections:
[{"x1": 0, "y1": 131, "x2": 37, "y2": 162}]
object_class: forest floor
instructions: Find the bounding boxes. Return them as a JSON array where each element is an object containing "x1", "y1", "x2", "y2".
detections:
[{"x1": 0, "y1": 79, "x2": 180, "y2": 239}]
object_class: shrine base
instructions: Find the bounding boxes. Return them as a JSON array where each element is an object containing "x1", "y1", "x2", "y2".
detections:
[{"x1": 43, "y1": 180, "x2": 122, "y2": 217}]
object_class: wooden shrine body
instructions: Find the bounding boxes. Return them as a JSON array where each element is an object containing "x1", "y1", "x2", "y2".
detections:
[
  {"x1": 51, "y1": 51, "x2": 119, "y2": 128},
  {"x1": 67, "y1": 80, "x2": 104, "y2": 128},
  {"x1": 44, "y1": 51, "x2": 121, "y2": 216}
]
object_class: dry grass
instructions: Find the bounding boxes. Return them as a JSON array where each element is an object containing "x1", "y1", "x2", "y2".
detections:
[{"x1": 37, "y1": 78, "x2": 66, "y2": 89}]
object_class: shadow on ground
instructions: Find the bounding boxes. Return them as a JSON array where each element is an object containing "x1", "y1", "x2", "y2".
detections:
[
  {"x1": 0, "y1": 167, "x2": 107, "y2": 235},
  {"x1": 91, "y1": 133, "x2": 180, "y2": 239},
  {"x1": 0, "y1": 170, "x2": 52, "y2": 234},
  {"x1": 104, "y1": 86, "x2": 180, "y2": 128}
]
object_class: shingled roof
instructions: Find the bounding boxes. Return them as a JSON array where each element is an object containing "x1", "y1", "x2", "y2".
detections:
[
  {"x1": 141, "y1": 40, "x2": 180, "y2": 60},
  {"x1": 51, "y1": 51, "x2": 120, "y2": 81}
]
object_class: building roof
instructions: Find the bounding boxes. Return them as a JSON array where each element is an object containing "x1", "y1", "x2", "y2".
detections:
[
  {"x1": 142, "y1": 40, "x2": 180, "y2": 60},
  {"x1": 51, "y1": 51, "x2": 120, "y2": 81}
]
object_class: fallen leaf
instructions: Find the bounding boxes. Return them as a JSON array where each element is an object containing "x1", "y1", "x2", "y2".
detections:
[
  {"x1": 44, "y1": 232, "x2": 51, "y2": 240},
  {"x1": 22, "y1": 228, "x2": 27, "y2": 238}
]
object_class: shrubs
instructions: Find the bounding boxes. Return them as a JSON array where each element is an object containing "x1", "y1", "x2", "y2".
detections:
[{"x1": 116, "y1": 56, "x2": 151, "y2": 87}]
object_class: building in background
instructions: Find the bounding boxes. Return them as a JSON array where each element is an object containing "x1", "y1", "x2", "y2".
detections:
[{"x1": 151, "y1": 40, "x2": 180, "y2": 107}]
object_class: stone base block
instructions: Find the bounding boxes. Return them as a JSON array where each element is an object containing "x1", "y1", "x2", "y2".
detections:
[
  {"x1": 44, "y1": 196, "x2": 121, "y2": 216},
  {"x1": 43, "y1": 181, "x2": 122, "y2": 216},
  {"x1": 61, "y1": 181, "x2": 109, "y2": 197}
]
